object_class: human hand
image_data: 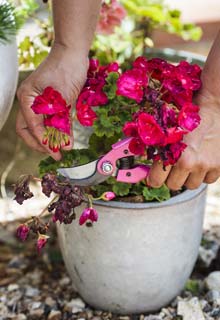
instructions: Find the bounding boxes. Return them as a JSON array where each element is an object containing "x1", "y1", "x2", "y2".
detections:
[
  {"x1": 16, "y1": 43, "x2": 88, "y2": 160},
  {"x1": 147, "y1": 88, "x2": 220, "y2": 190}
]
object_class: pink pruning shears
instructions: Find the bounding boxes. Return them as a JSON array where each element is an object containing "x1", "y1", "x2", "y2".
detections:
[{"x1": 57, "y1": 137, "x2": 150, "y2": 186}]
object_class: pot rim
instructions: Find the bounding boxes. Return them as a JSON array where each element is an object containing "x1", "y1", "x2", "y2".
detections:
[{"x1": 94, "y1": 183, "x2": 207, "y2": 209}]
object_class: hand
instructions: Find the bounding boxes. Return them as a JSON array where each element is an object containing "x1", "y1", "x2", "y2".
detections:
[
  {"x1": 147, "y1": 89, "x2": 220, "y2": 190},
  {"x1": 16, "y1": 43, "x2": 88, "y2": 160}
]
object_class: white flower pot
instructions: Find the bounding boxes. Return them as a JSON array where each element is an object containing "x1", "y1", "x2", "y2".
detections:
[
  {"x1": 57, "y1": 184, "x2": 207, "y2": 314},
  {"x1": 0, "y1": 38, "x2": 18, "y2": 130}
]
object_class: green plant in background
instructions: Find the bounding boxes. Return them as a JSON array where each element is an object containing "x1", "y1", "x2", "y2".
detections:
[
  {"x1": 16, "y1": 0, "x2": 202, "y2": 68},
  {"x1": 0, "y1": 2, "x2": 20, "y2": 43},
  {"x1": 13, "y1": 0, "x2": 51, "y2": 68}
]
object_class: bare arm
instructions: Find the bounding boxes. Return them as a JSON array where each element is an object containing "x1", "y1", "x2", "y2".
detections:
[
  {"x1": 52, "y1": 0, "x2": 101, "y2": 54},
  {"x1": 17, "y1": 0, "x2": 102, "y2": 160}
]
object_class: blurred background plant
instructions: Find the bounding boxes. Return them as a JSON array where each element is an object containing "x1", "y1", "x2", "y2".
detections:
[
  {"x1": 0, "y1": 0, "x2": 20, "y2": 44},
  {"x1": 9, "y1": 0, "x2": 202, "y2": 69}
]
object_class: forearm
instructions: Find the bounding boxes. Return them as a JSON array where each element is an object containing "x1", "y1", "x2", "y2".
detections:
[
  {"x1": 200, "y1": 30, "x2": 220, "y2": 97},
  {"x1": 52, "y1": 0, "x2": 102, "y2": 56}
]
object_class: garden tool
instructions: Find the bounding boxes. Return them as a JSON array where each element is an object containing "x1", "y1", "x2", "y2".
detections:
[{"x1": 57, "y1": 137, "x2": 150, "y2": 186}]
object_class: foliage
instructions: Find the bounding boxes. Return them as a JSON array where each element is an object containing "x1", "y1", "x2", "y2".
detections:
[
  {"x1": 0, "y1": 2, "x2": 20, "y2": 43},
  {"x1": 185, "y1": 279, "x2": 200, "y2": 295},
  {"x1": 17, "y1": 0, "x2": 202, "y2": 68}
]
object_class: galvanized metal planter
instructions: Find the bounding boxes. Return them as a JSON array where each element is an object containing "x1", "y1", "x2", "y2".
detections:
[{"x1": 58, "y1": 49, "x2": 207, "y2": 314}]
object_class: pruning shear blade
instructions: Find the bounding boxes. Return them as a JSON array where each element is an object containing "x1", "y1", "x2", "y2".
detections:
[{"x1": 57, "y1": 159, "x2": 108, "y2": 186}]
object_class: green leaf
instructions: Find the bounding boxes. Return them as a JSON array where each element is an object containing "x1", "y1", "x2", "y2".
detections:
[
  {"x1": 89, "y1": 133, "x2": 122, "y2": 156},
  {"x1": 32, "y1": 49, "x2": 48, "y2": 67},
  {"x1": 142, "y1": 185, "x2": 170, "y2": 202},
  {"x1": 91, "y1": 184, "x2": 113, "y2": 197},
  {"x1": 112, "y1": 181, "x2": 131, "y2": 196},
  {"x1": 103, "y1": 72, "x2": 119, "y2": 100},
  {"x1": 185, "y1": 279, "x2": 200, "y2": 295},
  {"x1": 93, "y1": 108, "x2": 122, "y2": 137},
  {"x1": 39, "y1": 149, "x2": 98, "y2": 176}
]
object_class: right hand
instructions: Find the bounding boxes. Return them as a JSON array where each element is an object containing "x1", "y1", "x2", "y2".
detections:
[{"x1": 16, "y1": 43, "x2": 89, "y2": 160}]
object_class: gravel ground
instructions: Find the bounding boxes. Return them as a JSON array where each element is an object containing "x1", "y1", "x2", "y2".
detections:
[{"x1": 1, "y1": 220, "x2": 220, "y2": 320}]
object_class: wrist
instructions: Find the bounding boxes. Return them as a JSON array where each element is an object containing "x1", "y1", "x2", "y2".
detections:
[{"x1": 52, "y1": 41, "x2": 89, "y2": 62}]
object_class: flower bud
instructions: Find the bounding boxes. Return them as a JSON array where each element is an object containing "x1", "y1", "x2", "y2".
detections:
[
  {"x1": 79, "y1": 207, "x2": 98, "y2": 225},
  {"x1": 101, "y1": 191, "x2": 116, "y2": 201},
  {"x1": 17, "y1": 224, "x2": 30, "y2": 241},
  {"x1": 37, "y1": 234, "x2": 49, "y2": 253}
]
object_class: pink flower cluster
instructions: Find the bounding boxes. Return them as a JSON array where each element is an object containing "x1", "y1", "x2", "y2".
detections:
[
  {"x1": 16, "y1": 224, "x2": 49, "y2": 253},
  {"x1": 31, "y1": 87, "x2": 71, "y2": 152},
  {"x1": 96, "y1": 0, "x2": 126, "y2": 35},
  {"x1": 77, "y1": 56, "x2": 202, "y2": 166},
  {"x1": 119, "y1": 57, "x2": 201, "y2": 165},
  {"x1": 76, "y1": 58, "x2": 119, "y2": 126}
]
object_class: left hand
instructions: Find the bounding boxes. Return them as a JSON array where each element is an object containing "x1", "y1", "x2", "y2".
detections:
[{"x1": 147, "y1": 89, "x2": 220, "y2": 190}]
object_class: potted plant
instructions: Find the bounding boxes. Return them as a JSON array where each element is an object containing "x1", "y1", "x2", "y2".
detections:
[
  {"x1": 13, "y1": 0, "x2": 208, "y2": 314},
  {"x1": 14, "y1": 51, "x2": 207, "y2": 313},
  {"x1": 0, "y1": 0, "x2": 19, "y2": 130}
]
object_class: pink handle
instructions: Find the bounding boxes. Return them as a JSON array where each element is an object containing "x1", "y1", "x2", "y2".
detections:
[
  {"x1": 117, "y1": 165, "x2": 150, "y2": 183},
  {"x1": 97, "y1": 137, "x2": 150, "y2": 183},
  {"x1": 97, "y1": 137, "x2": 133, "y2": 176}
]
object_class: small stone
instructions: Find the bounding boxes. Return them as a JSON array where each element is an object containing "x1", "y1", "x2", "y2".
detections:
[
  {"x1": 48, "y1": 310, "x2": 62, "y2": 320},
  {"x1": 205, "y1": 290, "x2": 220, "y2": 303},
  {"x1": 199, "y1": 244, "x2": 219, "y2": 268},
  {"x1": 65, "y1": 297, "x2": 86, "y2": 313},
  {"x1": 59, "y1": 277, "x2": 70, "y2": 287},
  {"x1": 210, "y1": 307, "x2": 220, "y2": 316},
  {"x1": 12, "y1": 314, "x2": 27, "y2": 320},
  {"x1": 25, "y1": 286, "x2": 40, "y2": 297},
  {"x1": 7, "y1": 283, "x2": 19, "y2": 291},
  {"x1": 45, "y1": 296, "x2": 56, "y2": 307},
  {"x1": 86, "y1": 310, "x2": 93, "y2": 318},
  {"x1": 31, "y1": 302, "x2": 42, "y2": 310},
  {"x1": 177, "y1": 297, "x2": 205, "y2": 320},
  {"x1": 29, "y1": 308, "x2": 44, "y2": 318},
  {"x1": 205, "y1": 272, "x2": 220, "y2": 291},
  {"x1": 144, "y1": 316, "x2": 162, "y2": 320}
]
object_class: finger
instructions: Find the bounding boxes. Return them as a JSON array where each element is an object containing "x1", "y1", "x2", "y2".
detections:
[
  {"x1": 166, "y1": 165, "x2": 190, "y2": 191},
  {"x1": 17, "y1": 87, "x2": 50, "y2": 150},
  {"x1": 147, "y1": 162, "x2": 171, "y2": 188},
  {"x1": 16, "y1": 111, "x2": 46, "y2": 153},
  {"x1": 204, "y1": 170, "x2": 220, "y2": 184},
  {"x1": 184, "y1": 171, "x2": 207, "y2": 190},
  {"x1": 16, "y1": 111, "x2": 62, "y2": 161}
]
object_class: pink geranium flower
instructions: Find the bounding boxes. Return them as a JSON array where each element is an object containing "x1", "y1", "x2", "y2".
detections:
[
  {"x1": 164, "y1": 127, "x2": 186, "y2": 145},
  {"x1": 77, "y1": 103, "x2": 97, "y2": 127},
  {"x1": 129, "y1": 137, "x2": 146, "y2": 155},
  {"x1": 123, "y1": 122, "x2": 138, "y2": 137},
  {"x1": 96, "y1": 0, "x2": 126, "y2": 35},
  {"x1": 44, "y1": 112, "x2": 71, "y2": 135},
  {"x1": 137, "y1": 113, "x2": 165, "y2": 146},
  {"x1": 116, "y1": 68, "x2": 148, "y2": 103},
  {"x1": 178, "y1": 102, "x2": 201, "y2": 131},
  {"x1": 79, "y1": 207, "x2": 98, "y2": 225},
  {"x1": 31, "y1": 86, "x2": 68, "y2": 115},
  {"x1": 133, "y1": 56, "x2": 148, "y2": 71}
]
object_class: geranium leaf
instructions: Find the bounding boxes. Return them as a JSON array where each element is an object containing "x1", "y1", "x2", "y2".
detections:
[{"x1": 143, "y1": 185, "x2": 170, "y2": 202}]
